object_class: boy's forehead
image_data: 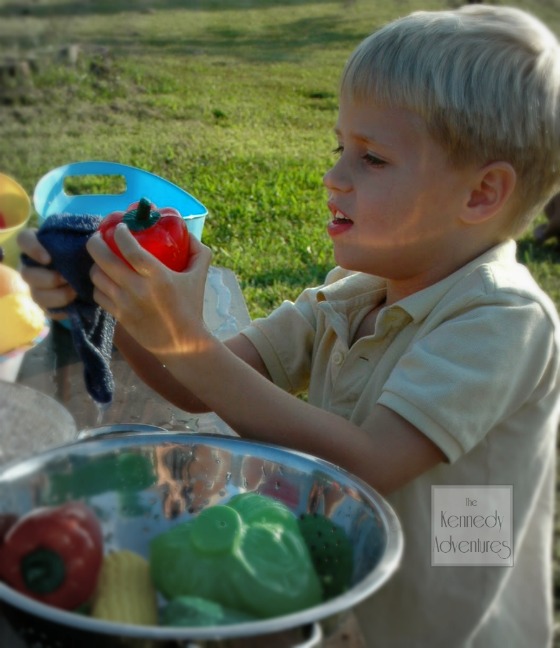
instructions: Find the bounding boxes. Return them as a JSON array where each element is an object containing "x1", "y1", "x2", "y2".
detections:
[{"x1": 335, "y1": 98, "x2": 428, "y2": 142}]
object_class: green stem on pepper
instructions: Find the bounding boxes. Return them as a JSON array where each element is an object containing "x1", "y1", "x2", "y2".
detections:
[
  {"x1": 136, "y1": 198, "x2": 152, "y2": 222},
  {"x1": 124, "y1": 197, "x2": 161, "y2": 231},
  {"x1": 22, "y1": 548, "x2": 66, "y2": 594}
]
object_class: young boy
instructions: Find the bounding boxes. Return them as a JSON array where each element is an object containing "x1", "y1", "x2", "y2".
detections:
[{"x1": 19, "y1": 5, "x2": 560, "y2": 646}]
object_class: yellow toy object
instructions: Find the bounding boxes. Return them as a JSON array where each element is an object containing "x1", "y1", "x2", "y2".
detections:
[
  {"x1": 0, "y1": 173, "x2": 31, "y2": 268},
  {"x1": 91, "y1": 550, "x2": 158, "y2": 626},
  {"x1": 0, "y1": 293, "x2": 44, "y2": 356},
  {"x1": 0, "y1": 265, "x2": 45, "y2": 357}
]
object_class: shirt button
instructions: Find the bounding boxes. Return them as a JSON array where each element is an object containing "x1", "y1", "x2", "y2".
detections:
[{"x1": 332, "y1": 351, "x2": 344, "y2": 365}]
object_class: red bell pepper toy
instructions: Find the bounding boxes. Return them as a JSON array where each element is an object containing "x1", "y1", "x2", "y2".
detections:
[
  {"x1": 98, "y1": 197, "x2": 190, "y2": 272},
  {"x1": 0, "y1": 501, "x2": 103, "y2": 611},
  {"x1": 0, "y1": 514, "x2": 17, "y2": 543}
]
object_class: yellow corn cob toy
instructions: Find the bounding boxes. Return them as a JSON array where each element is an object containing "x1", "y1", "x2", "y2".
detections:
[{"x1": 91, "y1": 549, "x2": 158, "y2": 626}]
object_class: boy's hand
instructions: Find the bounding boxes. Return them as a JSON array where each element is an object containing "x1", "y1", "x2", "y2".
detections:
[
  {"x1": 17, "y1": 228, "x2": 77, "y2": 319},
  {"x1": 86, "y1": 224, "x2": 212, "y2": 357}
]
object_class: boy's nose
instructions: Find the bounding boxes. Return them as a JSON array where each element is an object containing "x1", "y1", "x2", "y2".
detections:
[{"x1": 323, "y1": 161, "x2": 351, "y2": 194}]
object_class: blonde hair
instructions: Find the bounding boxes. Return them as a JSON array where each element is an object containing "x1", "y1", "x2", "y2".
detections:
[{"x1": 341, "y1": 5, "x2": 560, "y2": 238}]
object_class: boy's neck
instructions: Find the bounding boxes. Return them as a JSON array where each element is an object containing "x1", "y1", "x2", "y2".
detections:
[{"x1": 383, "y1": 237, "x2": 505, "y2": 306}]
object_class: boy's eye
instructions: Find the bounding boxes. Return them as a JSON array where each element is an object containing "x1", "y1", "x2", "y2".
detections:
[
  {"x1": 331, "y1": 145, "x2": 386, "y2": 167},
  {"x1": 333, "y1": 144, "x2": 387, "y2": 167},
  {"x1": 362, "y1": 152, "x2": 386, "y2": 167}
]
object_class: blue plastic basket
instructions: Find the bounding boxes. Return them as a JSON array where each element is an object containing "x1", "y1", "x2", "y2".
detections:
[{"x1": 33, "y1": 161, "x2": 207, "y2": 240}]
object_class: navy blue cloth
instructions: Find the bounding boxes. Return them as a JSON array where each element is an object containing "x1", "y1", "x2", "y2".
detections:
[{"x1": 22, "y1": 214, "x2": 116, "y2": 405}]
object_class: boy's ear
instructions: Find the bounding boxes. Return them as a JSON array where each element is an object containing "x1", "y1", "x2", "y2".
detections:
[{"x1": 461, "y1": 162, "x2": 517, "y2": 224}]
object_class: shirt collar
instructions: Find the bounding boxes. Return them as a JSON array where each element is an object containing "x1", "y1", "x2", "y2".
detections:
[
  {"x1": 316, "y1": 240, "x2": 517, "y2": 321},
  {"x1": 398, "y1": 240, "x2": 517, "y2": 321},
  {"x1": 317, "y1": 270, "x2": 386, "y2": 303}
]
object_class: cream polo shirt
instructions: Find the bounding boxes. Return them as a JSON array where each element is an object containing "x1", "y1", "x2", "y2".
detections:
[{"x1": 241, "y1": 240, "x2": 560, "y2": 647}]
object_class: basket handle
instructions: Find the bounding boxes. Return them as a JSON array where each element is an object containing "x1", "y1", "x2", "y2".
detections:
[{"x1": 41, "y1": 161, "x2": 145, "y2": 196}]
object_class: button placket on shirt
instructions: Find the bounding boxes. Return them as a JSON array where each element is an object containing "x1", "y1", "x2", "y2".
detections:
[
  {"x1": 332, "y1": 350, "x2": 345, "y2": 366},
  {"x1": 329, "y1": 342, "x2": 348, "y2": 385},
  {"x1": 319, "y1": 297, "x2": 411, "y2": 409},
  {"x1": 318, "y1": 299, "x2": 351, "y2": 383},
  {"x1": 330, "y1": 307, "x2": 410, "y2": 402}
]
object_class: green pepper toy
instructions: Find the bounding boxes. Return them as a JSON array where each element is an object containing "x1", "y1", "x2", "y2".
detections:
[
  {"x1": 161, "y1": 595, "x2": 256, "y2": 627},
  {"x1": 150, "y1": 493, "x2": 322, "y2": 619}
]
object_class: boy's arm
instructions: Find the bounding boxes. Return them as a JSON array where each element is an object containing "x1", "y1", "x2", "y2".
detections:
[
  {"x1": 114, "y1": 326, "x2": 271, "y2": 414},
  {"x1": 160, "y1": 331, "x2": 446, "y2": 495},
  {"x1": 87, "y1": 228, "x2": 445, "y2": 495}
]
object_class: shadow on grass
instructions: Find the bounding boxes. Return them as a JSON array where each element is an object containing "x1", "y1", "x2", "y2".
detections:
[
  {"x1": 168, "y1": 21, "x2": 356, "y2": 61},
  {"x1": 0, "y1": 1, "x2": 362, "y2": 64},
  {"x1": 182, "y1": 17, "x2": 360, "y2": 61},
  {"x1": 0, "y1": 0, "x2": 348, "y2": 19},
  {"x1": 517, "y1": 237, "x2": 560, "y2": 266}
]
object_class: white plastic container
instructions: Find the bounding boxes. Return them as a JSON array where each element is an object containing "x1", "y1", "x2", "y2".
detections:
[
  {"x1": 0, "y1": 351, "x2": 24, "y2": 382},
  {"x1": 0, "y1": 325, "x2": 49, "y2": 382}
]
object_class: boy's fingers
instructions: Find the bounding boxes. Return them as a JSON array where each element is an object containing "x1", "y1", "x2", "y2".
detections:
[
  {"x1": 17, "y1": 229, "x2": 51, "y2": 265},
  {"x1": 86, "y1": 230, "x2": 144, "y2": 279},
  {"x1": 186, "y1": 237, "x2": 213, "y2": 272},
  {"x1": 20, "y1": 265, "x2": 69, "y2": 290},
  {"x1": 87, "y1": 231, "x2": 113, "y2": 261},
  {"x1": 37, "y1": 285, "x2": 77, "y2": 311},
  {"x1": 112, "y1": 224, "x2": 155, "y2": 277}
]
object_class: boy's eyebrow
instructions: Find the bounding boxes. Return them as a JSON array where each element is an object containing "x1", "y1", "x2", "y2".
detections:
[
  {"x1": 334, "y1": 126, "x2": 375, "y2": 142},
  {"x1": 333, "y1": 126, "x2": 395, "y2": 150}
]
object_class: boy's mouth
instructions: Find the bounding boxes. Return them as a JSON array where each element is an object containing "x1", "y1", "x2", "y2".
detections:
[
  {"x1": 327, "y1": 202, "x2": 354, "y2": 235},
  {"x1": 332, "y1": 211, "x2": 353, "y2": 224},
  {"x1": 327, "y1": 207, "x2": 354, "y2": 237}
]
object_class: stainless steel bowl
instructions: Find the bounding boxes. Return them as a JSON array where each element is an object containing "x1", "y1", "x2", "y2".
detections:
[{"x1": 0, "y1": 425, "x2": 403, "y2": 647}]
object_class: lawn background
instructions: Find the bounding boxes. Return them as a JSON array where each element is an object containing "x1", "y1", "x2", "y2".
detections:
[{"x1": 1, "y1": 0, "x2": 560, "y2": 638}]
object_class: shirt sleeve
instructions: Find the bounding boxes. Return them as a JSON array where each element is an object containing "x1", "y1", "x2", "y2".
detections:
[
  {"x1": 377, "y1": 295, "x2": 560, "y2": 462},
  {"x1": 240, "y1": 268, "x2": 352, "y2": 394},
  {"x1": 240, "y1": 290, "x2": 319, "y2": 394}
]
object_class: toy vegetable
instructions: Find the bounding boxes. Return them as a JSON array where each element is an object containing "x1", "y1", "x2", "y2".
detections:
[
  {"x1": 150, "y1": 493, "x2": 322, "y2": 619},
  {"x1": 91, "y1": 550, "x2": 158, "y2": 626},
  {"x1": 0, "y1": 501, "x2": 103, "y2": 610},
  {"x1": 98, "y1": 197, "x2": 190, "y2": 271},
  {"x1": 161, "y1": 595, "x2": 256, "y2": 627},
  {"x1": 298, "y1": 513, "x2": 354, "y2": 599},
  {"x1": 0, "y1": 263, "x2": 45, "y2": 355},
  {"x1": 0, "y1": 514, "x2": 17, "y2": 543}
]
